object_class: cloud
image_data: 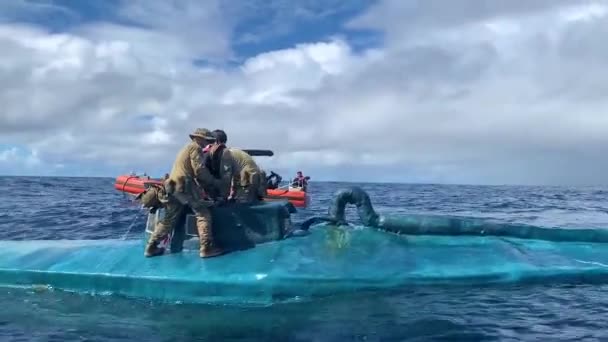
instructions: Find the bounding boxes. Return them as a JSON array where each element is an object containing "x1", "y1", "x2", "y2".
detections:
[
  {"x1": 229, "y1": 0, "x2": 372, "y2": 45},
  {"x1": 1, "y1": 0, "x2": 608, "y2": 185},
  {"x1": 0, "y1": 0, "x2": 80, "y2": 24},
  {"x1": 0, "y1": 146, "x2": 45, "y2": 175},
  {"x1": 115, "y1": 0, "x2": 232, "y2": 59},
  {"x1": 347, "y1": 0, "x2": 583, "y2": 39}
]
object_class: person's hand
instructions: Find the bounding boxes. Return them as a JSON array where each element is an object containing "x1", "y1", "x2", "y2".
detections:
[{"x1": 213, "y1": 198, "x2": 227, "y2": 207}]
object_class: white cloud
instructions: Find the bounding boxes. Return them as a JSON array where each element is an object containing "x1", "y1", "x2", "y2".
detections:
[
  {"x1": 117, "y1": 0, "x2": 230, "y2": 58},
  {"x1": 0, "y1": 147, "x2": 42, "y2": 174},
  {"x1": 0, "y1": 0, "x2": 79, "y2": 23},
  {"x1": 0, "y1": 148, "x2": 18, "y2": 162},
  {"x1": 2, "y1": 0, "x2": 608, "y2": 185}
]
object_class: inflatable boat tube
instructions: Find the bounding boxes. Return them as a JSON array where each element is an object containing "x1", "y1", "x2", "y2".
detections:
[{"x1": 114, "y1": 174, "x2": 309, "y2": 208}]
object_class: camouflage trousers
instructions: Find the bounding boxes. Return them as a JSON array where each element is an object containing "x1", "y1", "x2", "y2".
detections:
[
  {"x1": 146, "y1": 178, "x2": 215, "y2": 253},
  {"x1": 233, "y1": 168, "x2": 267, "y2": 203}
]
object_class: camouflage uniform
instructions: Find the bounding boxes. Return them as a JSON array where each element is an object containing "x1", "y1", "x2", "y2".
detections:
[
  {"x1": 227, "y1": 148, "x2": 266, "y2": 203},
  {"x1": 144, "y1": 128, "x2": 224, "y2": 258},
  {"x1": 206, "y1": 144, "x2": 235, "y2": 201}
]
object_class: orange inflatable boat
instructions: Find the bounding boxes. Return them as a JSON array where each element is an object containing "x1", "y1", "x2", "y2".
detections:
[{"x1": 114, "y1": 174, "x2": 309, "y2": 208}]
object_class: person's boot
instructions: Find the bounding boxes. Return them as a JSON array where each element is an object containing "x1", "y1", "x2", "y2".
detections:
[
  {"x1": 200, "y1": 243, "x2": 224, "y2": 258},
  {"x1": 144, "y1": 242, "x2": 165, "y2": 257},
  {"x1": 197, "y1": 220, "x2": 224, "y2": 258}
]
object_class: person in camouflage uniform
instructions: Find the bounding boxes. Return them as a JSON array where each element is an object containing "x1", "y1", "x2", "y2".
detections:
[
  {"x1": 210, "y1": 129, "x2": 267, "y2": 203},
  {"x1": 144, "y1": 128, "x2": 225, "y2": 258}
]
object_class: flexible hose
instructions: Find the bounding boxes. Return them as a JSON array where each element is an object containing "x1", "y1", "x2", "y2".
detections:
[
  {"x1": 299, "y1": 186, "x2": 381, "y2": 231},
  {"x1": 299, "y1": 186, "x2": 608, "y2": 244}
]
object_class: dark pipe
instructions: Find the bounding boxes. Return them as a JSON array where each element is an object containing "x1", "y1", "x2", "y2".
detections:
[
  {"x1": 243, "y1": 149, "x2": 274, "y2": 157},
  {"x1": 300, "y1": 186, "x2": 608, "y2": 244},
  {"x1": 327, "y1": 187, "x2": 380, "y2": 227},
  {"x1": 299, "y1": 216, "x2": 338, "y2": 231},
  {"x1": 299, "y1": 186, "x2": 380, "y2": 231}
]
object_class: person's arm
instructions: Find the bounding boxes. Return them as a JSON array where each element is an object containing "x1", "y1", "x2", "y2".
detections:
[
  {"x1": 189, "y1": 145, "x2": 214, "y2": 187},
  {"x1": 217, "y1": 151, "x2": 236, "y2": 199},
  {"x1": 229, "y1": 177, "x2": 236, "y2": 199}
]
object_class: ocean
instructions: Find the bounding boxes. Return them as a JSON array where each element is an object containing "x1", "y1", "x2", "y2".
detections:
[{"x1": 1, "y1": 176, "x2": 608, "y2": 341}]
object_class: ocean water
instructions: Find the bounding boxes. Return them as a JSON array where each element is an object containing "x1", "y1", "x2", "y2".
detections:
[{"x1": 1, "y1": 176, "x2": 608, "y2": 341}]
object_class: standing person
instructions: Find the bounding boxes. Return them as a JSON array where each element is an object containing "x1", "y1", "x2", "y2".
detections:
[{"x1": 144, "y1": 128, "x2": 225, "y2": 258}]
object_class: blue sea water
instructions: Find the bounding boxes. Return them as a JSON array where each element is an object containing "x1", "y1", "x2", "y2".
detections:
[{"x1": 1, "y1": 176, "x2": 608, "y2": 341}]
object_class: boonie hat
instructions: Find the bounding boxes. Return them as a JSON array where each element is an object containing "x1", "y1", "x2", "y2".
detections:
[{"x1": 189, "y1": 128, "x2": 215, "y2": 141}]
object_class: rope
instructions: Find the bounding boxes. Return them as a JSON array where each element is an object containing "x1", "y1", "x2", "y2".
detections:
[
  {"x1": 121, "y1": 207, "x2": 144, "y2": 240},
  {"x1": 120, "y1": 175, "x2": 138, "y2": 202},
  {"x1": 121, "y1": 175, "x2": 137, "y2": 193},
  {"x1": 271, "y1": 184, "x2": 306, "y2": 196},
  {"x1": 273, "y1": 187, "x2": 290, "y2": 196}
]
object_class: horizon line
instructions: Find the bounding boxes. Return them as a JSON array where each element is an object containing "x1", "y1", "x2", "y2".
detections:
[{"x1": 0, "y1": 174, "x2": 605, "y2": 188}]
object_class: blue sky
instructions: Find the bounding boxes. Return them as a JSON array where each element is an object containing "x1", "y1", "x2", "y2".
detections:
[
  {"x1": 2, "y1": 0, "x2": 608, "y2": 185},
  {"x1": 1, "y1": 0, "x2": 382, "y2": 57}
]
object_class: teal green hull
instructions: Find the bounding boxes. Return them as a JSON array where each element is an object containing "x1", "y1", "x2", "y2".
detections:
[
  {"x1": 1, "y1": 200, "x2": 607, "y2": 305},
  {"x1": 0, "y1": 224, "x2": 608, "y2": 305}
]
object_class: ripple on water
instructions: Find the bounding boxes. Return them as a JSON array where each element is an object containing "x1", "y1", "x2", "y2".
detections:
[
  {"x1": 0, "y1": 284, "x2": 607, "y2": 341},
  {"x1": 1, "y1": 177, "x2": 608, "y2": 340}
]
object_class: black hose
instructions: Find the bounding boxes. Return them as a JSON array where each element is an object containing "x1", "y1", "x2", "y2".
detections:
[
  {"x1": 328, "y1": 187, "x2": 380, "y2": 227},
  {"x1": 299, "y1": 186, "x2": 381, "y2": 230},
  {"x1": 297, "y1": 187, "x2": 608, "y2": 244},
  {"x1": 299, "y1": 216, "x2": 338, "y2": 231}
]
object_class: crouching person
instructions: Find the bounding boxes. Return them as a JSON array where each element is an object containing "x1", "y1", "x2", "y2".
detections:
[{"x1": 144, "y1": 128, "x2": 225, "y2": 259}]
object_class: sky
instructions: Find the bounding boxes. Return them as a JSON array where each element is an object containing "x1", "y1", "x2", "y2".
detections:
[{"x1": 1, "y1": 0, "x2": 608, "y2": 185}]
